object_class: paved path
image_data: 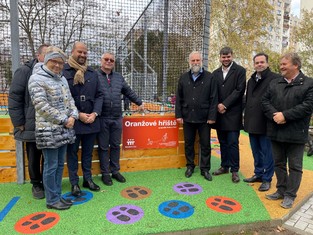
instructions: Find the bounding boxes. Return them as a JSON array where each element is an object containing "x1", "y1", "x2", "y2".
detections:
[{"x1": 284, "y1": 194, "x2": 313, "y2": 234}]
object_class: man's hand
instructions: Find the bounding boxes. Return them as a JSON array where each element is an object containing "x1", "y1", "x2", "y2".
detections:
[
  {"x1": 85, "y1": 113, "x2": 97, "y2": 124},
  {"x1": 16, "y1": 125, "x2": 25, "y2": 131},
  {"x1": 217, "y1": 103, "x2": 226, "y2": 114},
  {"x1": 273, "y1": 112, "x2": 286, "y2": 124},
  {"x1": 177, "y1": 118, "x2": 183, "y2": 124},
  {"x1": 207, "y1": 120, "x2": 215, "y2": 124}
]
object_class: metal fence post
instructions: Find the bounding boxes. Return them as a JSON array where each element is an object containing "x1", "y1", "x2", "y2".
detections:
[{"x1": 10, "y1": 0, "x2": 24, "y2": 184}]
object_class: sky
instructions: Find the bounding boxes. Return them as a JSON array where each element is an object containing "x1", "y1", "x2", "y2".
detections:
[{"x1": 291, "y1": 0, "x2": 300, "y2": 17}]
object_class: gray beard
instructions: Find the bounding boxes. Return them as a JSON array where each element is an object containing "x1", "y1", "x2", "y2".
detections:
[{"x1": 191, "y1": 65, "x2": 201, "y2": 73}]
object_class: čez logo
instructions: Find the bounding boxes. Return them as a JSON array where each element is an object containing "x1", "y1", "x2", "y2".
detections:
[{"x1": 127, "y1": 139, "x2": 135, "y2": 146}]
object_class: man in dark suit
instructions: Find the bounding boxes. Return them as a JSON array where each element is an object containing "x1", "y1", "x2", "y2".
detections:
[
  {"x1": 175, "y1": 51, "x2": 218, "y2": 181},
  {"x1": 64, "y1": 42, "x2": 104, "y2": 196},
  {"x1": 212, "y1": 47, "x2": 246, "y2": 183},
  {"x1": 243, "y1": 52, "x2": 280, "y2": 191}
]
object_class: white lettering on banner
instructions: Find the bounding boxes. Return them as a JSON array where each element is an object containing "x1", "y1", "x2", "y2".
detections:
[
  {"x1": 126, "y1": 138, "x2": 135, "y2": 146},
  {"x1": 124, "y1": 119, "x2": 177, "y2": 127},
  {"x1": 158, "y1": 120, "x2": 177, "y2": 126}
]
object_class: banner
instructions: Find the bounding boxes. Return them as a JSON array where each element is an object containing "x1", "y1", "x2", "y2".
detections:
[{"x1": 123, "y1": 117, "x2": 178, "y2": 150}]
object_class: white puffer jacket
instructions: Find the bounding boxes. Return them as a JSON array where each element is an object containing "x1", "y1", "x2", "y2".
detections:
[{"x1": 28, "y1": 65, "x2": 78, "y2": 149}]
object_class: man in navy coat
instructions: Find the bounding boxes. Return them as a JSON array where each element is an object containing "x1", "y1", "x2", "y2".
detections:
[
  {"x1": 243, "y1": 53, "x2": 280, "y2": 191},
  {"x1": 212, "y1": 47, "x2": 246, "y2": 183},
  {"x1": 64, "y1": 42, "x2": 104, "y2": 196}
]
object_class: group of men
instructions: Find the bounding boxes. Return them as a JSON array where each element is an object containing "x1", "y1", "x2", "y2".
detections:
[
  {"x1": 8, "y1": 42, "x2": 143, "y2": 200},
  {"x1": 8, "y1": 42, "x2": 313, "y2": 210},
  {"x1": 175, "y1": 48, "x2": 313, "y2": 209}
]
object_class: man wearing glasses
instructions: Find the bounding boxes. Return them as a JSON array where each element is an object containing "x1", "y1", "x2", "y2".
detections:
[
  {"x1": 63, "y1": 41, "x2": 104, "y2": 196},
  {"x1": 97, "y1": 52, "x2": 144, "y2": 186}
]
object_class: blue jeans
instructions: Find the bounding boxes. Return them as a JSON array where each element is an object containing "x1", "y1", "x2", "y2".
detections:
[
  {"x1": 42, "y1": 145, "x2": 67, "y2": 205},
  {"x1": 67, "y1": 133, "x2": 97, "y2": 185},
  {"x1": 216, "y1": 130, "x2": 240, "y2": 172},
  {"x1": 98, "y1": 118, "x2": 122, "y2": 175},
  {"x1": 249, "y1": 134, "x2": 274, "y2": 182}
]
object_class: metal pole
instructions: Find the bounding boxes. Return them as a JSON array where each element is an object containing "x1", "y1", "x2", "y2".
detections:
[
  {"x1": 162, "y1": 0, "x2": 169, "y2": 103},
  {"x1": 144, "y1": 13, "x2": 148, "y2": 101},
  {"x1": 10, "y1": 0, "x2": 24, "y2": 184},
  {"x1": 202, "y1": 0, "x2": 211, "y2": 70}
]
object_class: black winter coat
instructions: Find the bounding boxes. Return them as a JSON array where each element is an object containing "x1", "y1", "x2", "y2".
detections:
[
  {"x1": 63, "y1": 64, "x2": 104, "y2": 134},
  {"x1": 8, "y1": 59, "x2": 38, "y2": 141},
  {"x1": 261, "y1": 72, "x2": 313, "y2": 144},
  {"x1": 97, "y1": 69, "x2": 142, "y2": 119},
  {"x1": 213, "y1": 62, "x2": 246, "y2": 131},
  {"x1": 244, "y1": 68, "x2": 280, "y2": 134},
  {"x1": 175, "y1": 69, "x2": 218, "y2": 123}
]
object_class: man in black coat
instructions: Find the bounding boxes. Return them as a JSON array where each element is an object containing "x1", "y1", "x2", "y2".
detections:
[
  {"x1": 262, "y1": 52, "x2": 313, "y2": 209},
  {"x1": 212, "y1": 47, "x2": 246, "y2": 183},
  {"x1": 175, "y1": 51, "x2": 218, "y2": 181},
  {"x1": 243, "y1": 53, "x2": 280, "y2": 191},
  {"x1": 8, "y1": 44, "x2": 49, "y2": 199},
  {"x1": 64, "y1": 42, "x2": 104, "y2": 196}
]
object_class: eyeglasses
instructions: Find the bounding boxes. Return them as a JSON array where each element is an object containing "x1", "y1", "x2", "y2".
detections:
[
  {"x1": 49, "y1": 59, "x2": 64, "y2": 66},
  {"x1": 103, "y1": 58, "x2": 115, "y2": 63}
]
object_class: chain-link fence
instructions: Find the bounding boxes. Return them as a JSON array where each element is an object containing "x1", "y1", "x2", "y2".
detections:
[{"x1": 0, "y1": 0, "x2": 209, "y2": 115}]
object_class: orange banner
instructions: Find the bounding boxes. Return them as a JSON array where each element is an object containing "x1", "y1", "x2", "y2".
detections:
[{"x1": 123, "y1": 117, "x2": 178, "y2": 150}]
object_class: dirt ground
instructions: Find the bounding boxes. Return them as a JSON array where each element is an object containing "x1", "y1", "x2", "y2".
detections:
[{"x1": 220, "y1": 225, "x2": 299, "y2": 235}]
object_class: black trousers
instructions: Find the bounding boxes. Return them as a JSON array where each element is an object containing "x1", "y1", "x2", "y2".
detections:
[
  {"x1": 25, "y1": 142, "x2": 43, "y2": 186},
  {"x1": 271, "y1": 141, "x2": 304, "y2": 199},
  {"x1": 183, "y1": 122, "x2": 211, "y2": 172}
]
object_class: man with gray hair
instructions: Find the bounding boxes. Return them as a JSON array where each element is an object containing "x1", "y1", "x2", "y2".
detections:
[
  {"x1": 175, "y1": 51, "x2": 218, "y2": 181},
  {"x1": 97, "y1": 51, "x2": 144, "y2": 186},
  {"x1": 262, "y1": 52, "x2": 313, "y2": 209}
]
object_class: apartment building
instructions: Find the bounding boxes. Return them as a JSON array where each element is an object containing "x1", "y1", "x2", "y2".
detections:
[{"x1": 266, "y1": 0, "x2": 292, "y2": 53}]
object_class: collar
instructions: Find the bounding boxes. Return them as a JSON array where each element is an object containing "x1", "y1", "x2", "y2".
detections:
[
  {"x1": 222, "y1": 62, "x2": 233, "y2": 71},
  {"x1": 191, "y1": 67, "x2": 203, "y2": 76}
]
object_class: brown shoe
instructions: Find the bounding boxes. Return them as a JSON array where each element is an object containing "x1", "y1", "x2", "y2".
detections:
[
  {"x1": 232, "y1": 172, "x2": 240, "y2": 183},
  {"x1": 213, "y1": 167, "x2": 229, "y2": 176}
]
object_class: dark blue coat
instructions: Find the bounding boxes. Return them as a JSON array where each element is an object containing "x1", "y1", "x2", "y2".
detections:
[
  {"x1": 63, "y1": 64, "x2": 104, "y2": 134},
  {"x1": 97, "y1": 69, "x2": 142, "y2": 119}
]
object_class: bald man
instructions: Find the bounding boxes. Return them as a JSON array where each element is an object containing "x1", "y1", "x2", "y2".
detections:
[{"x1": 63, "y1": 42, "x2": 104, "y2": 196}]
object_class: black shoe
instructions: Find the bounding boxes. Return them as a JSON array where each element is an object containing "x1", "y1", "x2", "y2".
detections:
[
  {"x1": 60, "y1": 197, "x2": 73, "y2": 206},
  {"x1": 243, "y1": 175, "x2": 263, "y2": 183},
  {"x1": 102, "y1": 175, "x2": 113, "y2": 186},
  {"x1": 112, "y1": 173, "x2": 126, "y2": 183},
  {"x1": 185, "y1": 168, "x2": 194, "y2": 178},
  {"x1": 71, "y1": 184, "x2": 81, "y2": 197},
  {"x1": 232, "y1": 172, "x2": 240, "y2": 183},
  {"x1": 201, "y1": 171, "x2": 212, "y2": 181},
  {"x1": 213, "y1": 167, "x2": 229, "y2": 176},
  {"x1": 308, "y1": 148, "x2": 313, "y2": 156},
  {"x1": 32, "y1": 185, "x2": 45, "y2": 199},
  {"x1": 258, "y1": 182, "x2": 271, "y2": 191},
  {"x1": 46, "y1": 201, "x2": 71, "y2": 210},
  {"x1": 266, "y1": 191, "x2": 284, "y2": 200},
  {"x1": 83, "y1": 179, "x2": 100, "y2": 191}
]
